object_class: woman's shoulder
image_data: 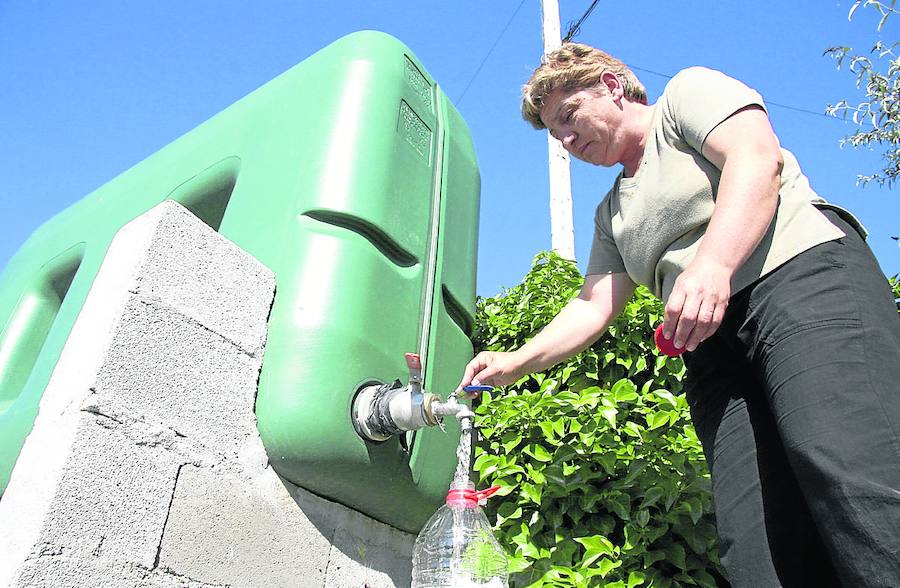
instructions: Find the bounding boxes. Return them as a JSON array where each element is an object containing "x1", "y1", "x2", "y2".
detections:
[{"x1": 664, "y1": 66, "x2": 733, "y2": 95}]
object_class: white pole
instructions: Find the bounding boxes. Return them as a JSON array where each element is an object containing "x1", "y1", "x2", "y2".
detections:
[{"x1": 540, "y1": 0, "x2": 576, "y2": 261}]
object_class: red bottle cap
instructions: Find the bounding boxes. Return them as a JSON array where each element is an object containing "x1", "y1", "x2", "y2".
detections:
[{"x1": 654, "y1": 324, "x2": 685, "y2": 357}]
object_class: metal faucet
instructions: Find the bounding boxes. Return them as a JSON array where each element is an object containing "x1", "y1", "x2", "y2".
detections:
[{"x1": 351, "y1": 353, "x2": 476, "y2": 444}]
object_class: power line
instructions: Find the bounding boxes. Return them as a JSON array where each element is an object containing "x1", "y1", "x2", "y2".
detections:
[
  {"x1": 630, "y1": 65, "x2": 847, "y2": 122},
  {"x1": 455, "y1": 0, "x2": 857, "y2": 125},
  {"x1": 563, "y1": 0, "x2": 601, "y2": 43},
  {"x1": 456, "y1": 0, "x2": 527, "y2": 106},
  {"x1": 558, "y1": 2, "x2": 849, "y2": 125}
]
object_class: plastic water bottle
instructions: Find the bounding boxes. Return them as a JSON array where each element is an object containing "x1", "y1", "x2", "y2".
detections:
[{"x1": 411, "y1": 484, "x2": 509, "y2": 587}]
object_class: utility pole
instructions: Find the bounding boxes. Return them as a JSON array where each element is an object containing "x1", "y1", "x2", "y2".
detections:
[{"x1": 540, "y1": 0, "x2": 575, "y2": 261}]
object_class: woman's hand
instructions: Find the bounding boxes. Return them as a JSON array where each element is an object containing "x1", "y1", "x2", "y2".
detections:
[
  {"x1": 662, "y1": 258, "x2": 731, "y2": 352},
  {"x1": 457, "y1": 351, "x2": 524, "y2": 391}
]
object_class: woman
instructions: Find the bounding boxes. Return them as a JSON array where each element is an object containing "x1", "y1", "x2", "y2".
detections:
[{"x1": 460, "y1": 43, "x2": 900, "y2": 587}]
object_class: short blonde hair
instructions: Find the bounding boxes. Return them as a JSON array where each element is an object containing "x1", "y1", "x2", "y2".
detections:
[{"x1": 522, "y1": 43, "x2": 647, "y2": 129}]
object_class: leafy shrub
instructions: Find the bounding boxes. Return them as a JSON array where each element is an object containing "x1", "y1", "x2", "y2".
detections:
[
  {"x1": 891, "y1": 274, "x2": 900, "y2": 312},
  {"x1": 472, "y1": 251, "x2": 725, "y2": 587}
]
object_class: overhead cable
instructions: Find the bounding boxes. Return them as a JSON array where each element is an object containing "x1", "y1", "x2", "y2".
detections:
[
  {"x1": 563, "y1": 0, "x2": 601, "y2": 43},
  {"x1": 558, "y1": 2, "x2": 843, "y2": 123},
  {"x1": 456, "y1": 0, "x2": 528, "y2": 105},
  {"x1": 631, "y1": 66, "x2": 845, "y2": 121}
]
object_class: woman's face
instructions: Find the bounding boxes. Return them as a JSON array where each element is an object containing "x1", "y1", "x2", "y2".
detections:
[{"x1": 540, "y1": 85, "x2": 626, "y2": 167}]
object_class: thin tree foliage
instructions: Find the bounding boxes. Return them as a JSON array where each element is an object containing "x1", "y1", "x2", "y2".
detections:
[{"x1": 826, "y1": 0, "x2": 900, "y2": 186}]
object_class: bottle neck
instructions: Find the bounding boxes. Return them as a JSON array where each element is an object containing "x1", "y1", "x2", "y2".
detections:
[{"x1": 445, "y1": 489, "x2": 478, "y2": 508}]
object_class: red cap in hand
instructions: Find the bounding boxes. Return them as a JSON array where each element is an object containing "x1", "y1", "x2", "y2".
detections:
[{"x1": 655, "y1": 324, "x2": 686, "y2": 357}]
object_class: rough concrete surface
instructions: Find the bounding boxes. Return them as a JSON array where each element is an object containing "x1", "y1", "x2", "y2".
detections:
[
  {"x1": 91, "y1": 296, "x2": 262, "y2": 461},
  {"x1": 37, "y1": 414, "x2": 184, "y2": 569},
  {"x1": 158, "y1": 465, "x2": 333, "y2": 586},
  {"x1": 0, "y1": 201, "x2": 417, "y2": 587},
  {"x1": 131, "y1": 206, "x2": 273, "y2": 357}
]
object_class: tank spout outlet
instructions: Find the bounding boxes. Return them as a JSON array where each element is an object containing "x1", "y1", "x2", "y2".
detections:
[
  {"x1": 352, "y1": 352, "x2": 480, "y2": 442},
  {"x1": 352, "y1": 381, "x2": 442, "y2": 442},
  {"x1": 429, "y1": 396, "x2": 474, "y2": 427},
  {"x1": 352, "y1": 352, "x2": 442, "y2": 442}
]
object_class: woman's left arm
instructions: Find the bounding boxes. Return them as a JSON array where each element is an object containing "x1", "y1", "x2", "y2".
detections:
[{"x1": 662, "y1": 104, "x2": 783, "y2": 351}]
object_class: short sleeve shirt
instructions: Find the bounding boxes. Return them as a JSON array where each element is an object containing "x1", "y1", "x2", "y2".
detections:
[{"x1": 586, "y1": 66, "x2": 845, "y2": 301}]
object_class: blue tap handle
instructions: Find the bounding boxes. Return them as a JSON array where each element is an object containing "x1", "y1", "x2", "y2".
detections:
[{"x1": 463, "y1": 385, "x2": 493, "y2": 393}]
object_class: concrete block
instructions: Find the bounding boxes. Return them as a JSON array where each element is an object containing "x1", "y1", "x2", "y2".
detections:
[
  {"x1": 158, "y1": 465, "x2": 333, "y2": 587},
  {"x1": 91, "y1": 297, "x2": 261, "y2": 460},
  {"x1": 158, "y1": 465, "x2": 416, "y2": 588},
  {"x1": 130, "y1": 201, "x2": 274, "y2": 357},
  {"x1": 326, "y1": 525, "x2": 415, "y2": 588},
  {"x1": 285, "y1": 479, "x2": 416, "y2": 588},
  {"x1": 35, "y1": 413, "x2": 182, "y2": 569},
  {"x1": 14, "y1": 556, "x2": 223, "y2": 587}
]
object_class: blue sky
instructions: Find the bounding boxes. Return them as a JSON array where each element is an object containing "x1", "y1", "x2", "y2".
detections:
[{"x1": 1, "y1": 1, "x2": 896, "y2": 298}]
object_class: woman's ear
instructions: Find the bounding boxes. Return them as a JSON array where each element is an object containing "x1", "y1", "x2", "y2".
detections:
[{"x1": 601, "y1": 71, "x2": 623, "y2": 100}]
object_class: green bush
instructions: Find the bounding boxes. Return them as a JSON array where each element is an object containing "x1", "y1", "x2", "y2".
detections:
[
  {"x1": 891, "y1": 274, "x2": 900, "y2": 312},
  {"x1": 472, "y1": 251, "x2": 725, "y2": 588}
]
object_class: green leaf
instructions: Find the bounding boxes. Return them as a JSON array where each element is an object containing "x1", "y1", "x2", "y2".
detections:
[
  {"x1": 611, "y1": 378, "x2": 639, "y2": 403},
  {"x1": 501, "y1": 432, "x2": 522, "y2": 453},
  {"x1": 634, "y1": 355, "x2": 648, "y2": 373},
  {"x1": 473, "y1": 453, "x2": 499, "y2": 477},
  {"x1": 692, "y1": 569, "x2": 719, "y2": 588},
  {"x1": 521, "y1": 483, "x2": 542, "y2": 505},
  {"x1": 623, "y1": 421, "x2": 644, "y2": 440},
  {"x1": 525, "y1": 463, "x2": 546, "y2": 485},
  {"x1": 539, "y1": 421, "x2": 557, "y2": 440},
  {"x1": 639, "y1": 486, "x2": 666, "y2": 510},
  {"x1": 596, "y1": 452, "x2": 617, "y2": 475},
  {"x1": 573, "y1": 536, "x2": 614, "y2": 570},
  {"x1": 655, "y1": 355, "x2": 669, "y2": 372},
  {"x1": 607, "y1": 492, "x2": 631, "y2": 521},
  {"x1": 496, "y1": 501, "x2": 523, "y2": 525},
  {"x1": 574, "y1": 534, "x2": 614, "y2": 554},
  {"x1": 652, "y1": 389, "x2": 679, "y2": 408},
  {"x1": 665, "y1": 543, "x2": 687, "y2": 571},
  {"x1": 598, "y1": 557, "x2": 620, "y2": 578},
  {"x1": 552, "y1": 417, "x2": 566, "y2": 437},
  {"x1": 627, "y1": 571, "x2": 647, "y2": 588},
  {"x1": 523, "y1": 443, "x2": 552, "y2": 462},
  {"x1": 643, "y1": 549, "x2": 666, "y2": 568},
  {"x1": 507, "y1": 555, "x2": 532, "y2": 573},
  {"x1": 553, "y1": 540, "x2": 579, "y2": 563},
  {"x1": 600, "y1": 407, "x2": 618, "y2": 429},
  {"x1": 646, "y1": 410, "x2": 670, "y2": 430}
]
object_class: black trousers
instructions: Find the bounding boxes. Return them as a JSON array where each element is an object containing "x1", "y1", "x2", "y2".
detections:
[{"x1": 684, "y1": 210, "x2": 900, "y2": 588}]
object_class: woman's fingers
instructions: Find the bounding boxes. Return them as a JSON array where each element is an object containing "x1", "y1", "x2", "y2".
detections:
[
  {"x1": 458, "y1": 351, "x2": 521, "y2": 390},
  {"x1": 664, "y1": 265, "x2": 731, "y2": 352}
]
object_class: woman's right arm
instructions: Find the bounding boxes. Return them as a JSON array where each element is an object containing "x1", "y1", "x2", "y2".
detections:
[{"x1": 458, "y1": 271, "x2": 636, "y2": 389}]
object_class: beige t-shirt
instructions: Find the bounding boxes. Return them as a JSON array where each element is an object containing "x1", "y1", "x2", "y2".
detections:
[{"x1": 586, "y1": 66, "x2": 846, "y2": 301}]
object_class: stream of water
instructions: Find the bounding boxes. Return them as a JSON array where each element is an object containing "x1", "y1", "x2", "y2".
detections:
[{"x1": 451, "y1": 417, "x2": 473, "y2": 489}]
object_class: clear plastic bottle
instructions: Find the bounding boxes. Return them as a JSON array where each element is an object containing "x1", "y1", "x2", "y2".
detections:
[{"x1": 411, "y1": 485, "x2": 509, "y2": 588}]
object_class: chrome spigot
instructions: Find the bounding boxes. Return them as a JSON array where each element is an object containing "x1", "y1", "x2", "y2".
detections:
[
  {"x1": 351, "y1": 353, "x2": 476, "y2": 443},
  {"x1": 352, "y1": 353, "x2": 440, "y2": 443}
]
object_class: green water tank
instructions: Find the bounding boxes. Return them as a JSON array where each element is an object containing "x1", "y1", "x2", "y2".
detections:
[{"x1": 0, "y1": 31, "x2": 480, "y2": 532}]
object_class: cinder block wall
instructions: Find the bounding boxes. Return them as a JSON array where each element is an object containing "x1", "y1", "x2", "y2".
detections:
[{"x1": 0, "y1": 202, "x2": 415, "y2": 587}]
